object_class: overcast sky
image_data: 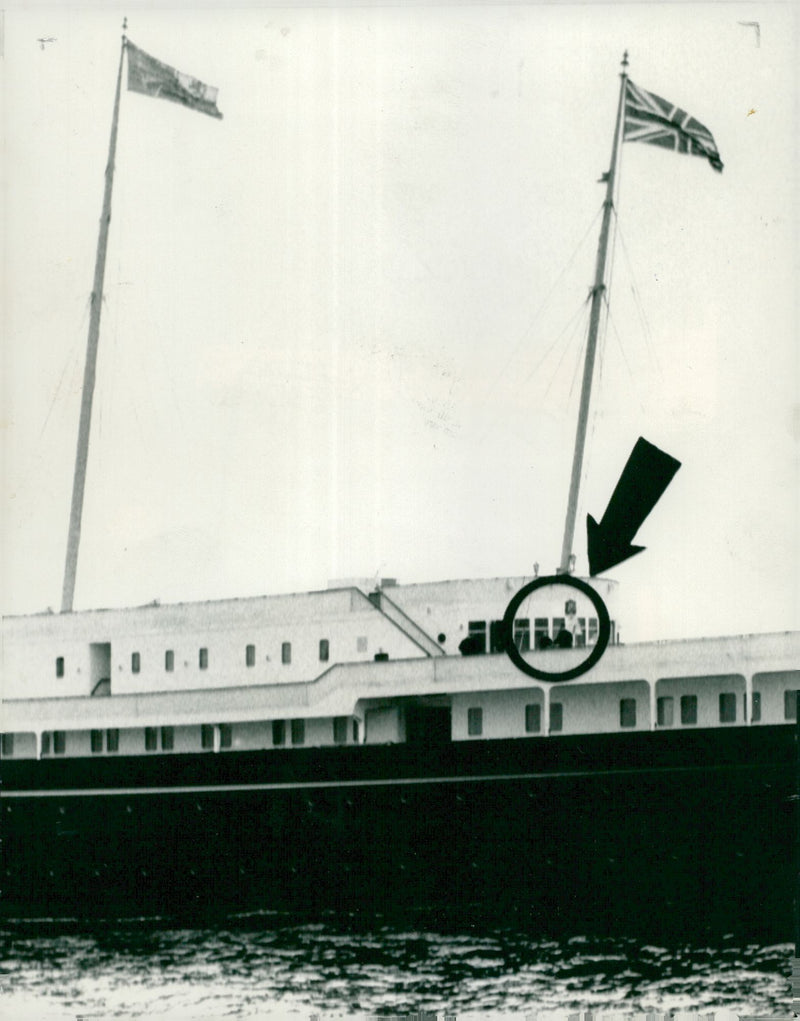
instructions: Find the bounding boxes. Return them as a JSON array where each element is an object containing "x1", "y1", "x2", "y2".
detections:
[{"x1": 2, "y1": 2, "x2": 797, "y2": 642}]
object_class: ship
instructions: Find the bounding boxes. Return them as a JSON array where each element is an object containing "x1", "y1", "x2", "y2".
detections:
[{"x1": 2, "y1": 40, "x2": 798, "y2": 937}]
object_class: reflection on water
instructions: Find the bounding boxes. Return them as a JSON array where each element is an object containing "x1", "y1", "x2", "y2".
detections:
[{"x1": 0, "y1": 916, "x2": 792, "y2": 1019}]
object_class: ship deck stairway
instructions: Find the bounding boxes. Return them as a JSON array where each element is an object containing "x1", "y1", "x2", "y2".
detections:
[{"x1": 361, "y1": 588, "x2": 445, "y2": 657}]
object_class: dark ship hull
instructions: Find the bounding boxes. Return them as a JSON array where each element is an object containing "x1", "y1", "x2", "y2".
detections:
[{"x1": 3, "y1": 724, "x2": 794, "y2": 937}]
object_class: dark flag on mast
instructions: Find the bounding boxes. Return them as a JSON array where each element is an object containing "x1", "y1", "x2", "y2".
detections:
[
  {"x1": 624, "y1": 79, "x2": 722, "y2": 171},
  {"x1": 126, "y1": 41, "x2": 223, "y2": 119}
]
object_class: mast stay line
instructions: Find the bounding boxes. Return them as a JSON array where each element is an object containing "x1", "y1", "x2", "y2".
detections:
[
  {"x1": 558, "y1": 51, "x2": 629, "y2": 575},
  {"x1": 61, "y1": 31, "x2": 127, "y2": 613}
]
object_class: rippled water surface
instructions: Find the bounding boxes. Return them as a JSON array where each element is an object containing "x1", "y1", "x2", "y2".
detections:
[{"x1": 0, "y1": 918, "x2": 792, "y2": 1019}]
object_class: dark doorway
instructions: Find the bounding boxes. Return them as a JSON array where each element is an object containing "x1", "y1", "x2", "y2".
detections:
[{"x1": 404, "y1": 704, "x2": 452, "y2": 746}]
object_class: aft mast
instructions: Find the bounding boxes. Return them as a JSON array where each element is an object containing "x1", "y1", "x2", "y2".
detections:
[
  {"x1": 558, "y1": 52, "x2": 629, "y2": 575},
  {"x1": 61, "y1": 25, "x2": 127, "y2": 613},
  {"x1": 60, "y1": 27, "x2": 223, "y2": 612}
]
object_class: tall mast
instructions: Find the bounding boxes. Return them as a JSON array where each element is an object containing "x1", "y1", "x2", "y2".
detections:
[
  {"x1": 558, "y1": 51, "x2": 629, "y2": 574},
  {"x1": 61, "y1": 29, "x2": 127, "y2": 612}
]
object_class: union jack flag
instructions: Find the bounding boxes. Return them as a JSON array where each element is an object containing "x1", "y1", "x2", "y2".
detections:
[{"x1": 624, "y1": 79, "x2": 722, "y2": 172}]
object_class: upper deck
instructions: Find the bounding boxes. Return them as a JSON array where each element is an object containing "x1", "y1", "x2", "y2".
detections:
[
  {"x1": 1, "y1": 574, "x2": 620, "y2": 701},
  {"x1": 4, "y1": 575, "x2": 797, "y2": 763}
]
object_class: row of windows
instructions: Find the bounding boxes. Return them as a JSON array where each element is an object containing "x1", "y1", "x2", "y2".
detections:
[
  {"x1": 0, "y1": 717, "x2": 360, "y2": 757},
  {"x1": 465, "y1": 690, "x2": 779, "y2": 736},
  {"x1": 3, "y1": 693, "x2": 797, "y2": 758},
  {"x1": 142, "y1": 647, "x2": 207, "y2": 673},
  {"x1": 56, "y1": 615, "x2": 622, "y2": 675},
  {"x1": 245, "y1": 642, "x2": 331, "y2": 667},
  {"x1": 657, "y1": 691, "x2": 767, "y2": 725},
  {"x1": 42, "y1": 730, "x2": 66, "y2": 755},
  {"x1": 145, "y1": 717, "x2": 359, "y2": 749},
  {"x1": 91, "y1": 729, "x2": 119, "y2": 753},
  {"x1": 145, "y1": 726, "x2": 180, "y2": 751},
  {"x1": 56, "y1": 639, "x2": 339, "y2": 677},
  {"x1": 467, "y1": 616, "x2": 603, "y2": 654},
  {"x1": 466, "y1": 704, "x2": 562, "y2": 736}
]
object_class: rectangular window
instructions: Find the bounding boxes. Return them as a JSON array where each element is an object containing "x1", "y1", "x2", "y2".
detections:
[
  {"x1": 467, "y1": 707, "x2": 483, "y2": 736},
  {"x1": 145, "y1": 727, "x2": 158, "y2": 752},
  {"x1": 681, "y1": 695, "x2": 698, "y2": 725},
  {"x1": 751, "y1": 691, "x2": 761, "y2": 723},
  {"x1": 199, "y1": 647, "x2": 209, "y2": 670},
  {"x1": 333, "y1": 716, "x2": 348, "y2": 744},
  {"x1": 106, "y1": 729, "x2": 119, "y2": 753},
  {"x1": 56, "y1": 656, "x2": 65, "y2": 678},
  {"x1": 619, "y1": 698, "x2": 637, "y2": 728},
  {"x1": 552, "y1": 617, "x2": 565, "y2": 640},
  {"x1": 356, "y1": 636, "x2": 368, "y2": 653},
  {"x1": 131, "y1": 651, "x2": 141, "y2": 674},
  {"x1": 525, "y1": 704, "x2": 541, "y2": 733},
  {"x1": 272, "y1": 720, "x2": 285, "y2": 746},
  {"x1": 41, "y1": 732, "x2": 51, "y2": 756},
  {"x1": 1, "y1": 733, "x2": 14, "y2": 757},
  {"x1": 53, "y1": 731, "x2": 66, "y2": 755},
  {"x1": 574, "y1": 618, "x2": 586, "y2": 648},
  {"x1": 91, "y1": 729, "x2": 104, "y2": 753},
  {"x1": 719, "y1": 692, "x2": 737, "y2": 723},
  {"x1": 281, "y1": 642, "x2": 292, "y2": 665},
  {"x1": 165, "y1": 650, "x2": 174, "y2": 672},
  {"x1": 161, "y1": 726, "x2": 174, "y2": 750},
  {"x1": 489, "y1": 620, "x2": 506, "y2": 653},
  {"x1": 467, "y1": 621, "x2": 486, "y2": 654},
  {"x1": 513, "y1": 619, "x2": 530, "y2": 652},
  {"x1": 319, "y1": 639, "x2": 330, "y2": 662},
  {"x1": 201, "y1": 724, "x2": 215, "y2": 750},
  {"x1": 785, "y1": 690, "x2": 799, "y2": 721},
  {"x1": 352, "y1": 719, "x2": 359, "y2": 743},
  {"x1": 245, "y1": 644, "x2": 256, "y2": 667},
  {"x1": 657, "y1": 696, "x2": 674, "y2": 727},
  {"x1": 534, "y1": 618, "x2": 549, "y2": 648},
  {"x1": 291, "y1": 719, "x2": 305, "y2": 745},
  {"x1": 550, "y1": 703, "x2": 563, "y2": 733},
  {"x1": 219, "y1": 724, "x2": 232, "y2": 749},
  {"x1": 588, "y1": 618, "x2": 598, "y2": 644}
]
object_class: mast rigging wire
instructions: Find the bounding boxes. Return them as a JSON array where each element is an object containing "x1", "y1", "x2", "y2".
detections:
[{"x1": 474, "y1": 205, "x2": 604, "y2": 409}]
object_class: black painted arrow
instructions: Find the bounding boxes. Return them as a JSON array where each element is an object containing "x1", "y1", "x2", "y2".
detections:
[{"x1": 587, "y1": 437, "x2": 681, "y2": 576}]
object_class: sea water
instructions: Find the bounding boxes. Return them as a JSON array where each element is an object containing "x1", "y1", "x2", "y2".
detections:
[{"x1": 0, "y1": 916, "x2": 792, "y2": 1019}]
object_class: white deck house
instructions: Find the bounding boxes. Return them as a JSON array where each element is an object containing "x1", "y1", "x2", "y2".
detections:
[{"x1": 2, "y1": 576, "x2": 798, "y2": 760}]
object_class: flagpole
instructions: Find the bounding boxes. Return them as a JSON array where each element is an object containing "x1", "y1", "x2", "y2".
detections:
[
  {"x1": 558, "y1": 51, "x2": 629, "y2": 575},
  {"x1": 61, "y1": 29, "x2": 127, "y2": 613}
]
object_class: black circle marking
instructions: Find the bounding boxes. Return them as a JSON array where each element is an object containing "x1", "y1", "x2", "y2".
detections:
[{"x1": 502, "y1": 574, "x2": 611, "y2": 682}]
